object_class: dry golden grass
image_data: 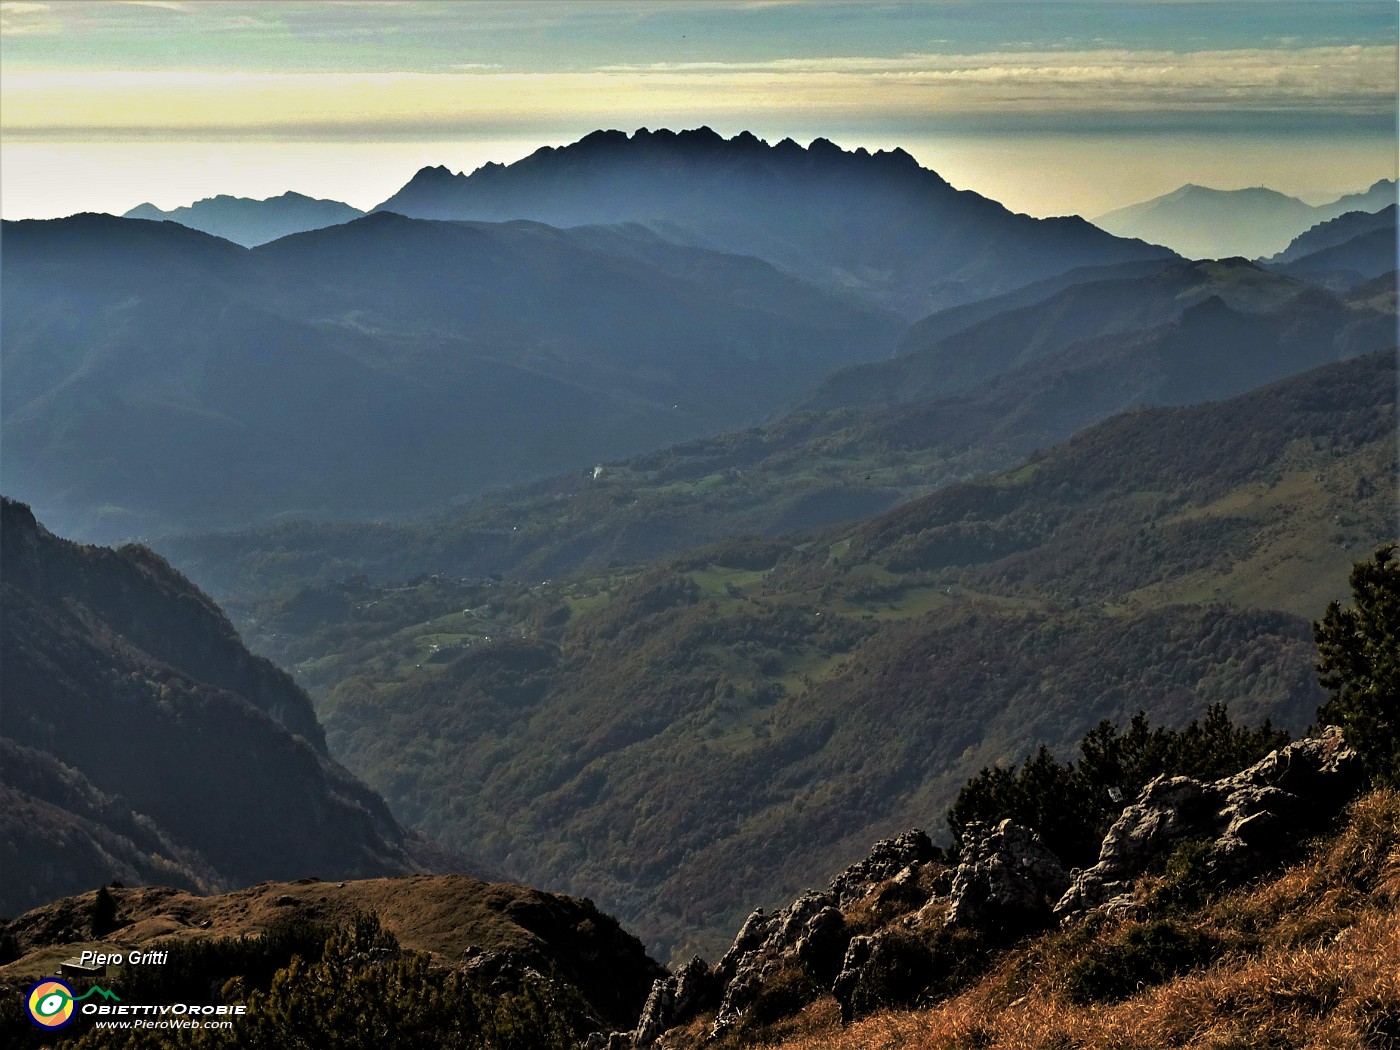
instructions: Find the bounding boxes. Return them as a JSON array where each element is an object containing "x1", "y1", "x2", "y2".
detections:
[{"x1": 763, "y1": 790, "x2": 1400, "y2": 1050}]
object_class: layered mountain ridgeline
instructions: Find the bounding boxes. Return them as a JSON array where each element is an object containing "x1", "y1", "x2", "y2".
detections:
[
  {"x1": 1265, "y1": 203, "x2": 1398, "y2": 267},
  {"x1": 162, "y1": 260, "x2": 1395, "y2": 602},
  {"x1": 219, "y1": 353, "x2": 1395, "y2": 961},
  {"x1": 1094, "y1": 178, "x2": 1397, "y2": 260},
  {"x1": 0, "y1": 875, "x2": 664, "y2": 1045},
  {"x1": 0, "y1": 212, "x2": 896, "y2": 543},
  {"x1": 0, "y1": 498, "x2": 437, "y2": 917},
  {"x1": 809, "y1": 257, "x2": 1393, "y2": 410},
  {"x1": 373, "y1": 127, "x2": 1176, "y2": 317},
  {"x1": 1275, "y1": 234, "x2": 1397, "y2": 291},
  {"x1": 124, "y1": 191, "x2": 365, "y2": 247}
]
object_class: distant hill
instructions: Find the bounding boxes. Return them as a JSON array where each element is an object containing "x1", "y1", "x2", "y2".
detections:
[
  {"x1": 1321, "y1": 177, "x2": 1400, "y2": 219},
  {"x1": 815, "y1": 258, "x2": 1340, "y2": 409},
  {"x1": 372, "y1": 127, "x2": 1175, "y2": 316},
  {"x1": 0, "y1": 498, "x2": 429, "y2": 917},
  {"x1": 1095, "y1": 179, "x2": 1397, "y2": 260},
  {"x1": 124, "y1": 191, "x2": 365, "y2": 247},
  {"x1": 1277, "y1": 230, "x2": 1397, "y2": 290},
  {"x1": 1, "y1": 212, "x2": 897, "y2": 542},
  {"x1": 221, "y1": 352, "x2": 1395, "y2": 960}
]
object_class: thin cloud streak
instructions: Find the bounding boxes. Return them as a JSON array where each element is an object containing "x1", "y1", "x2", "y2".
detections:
[{"x1": 4, "y1": 45, "x2": 1393, "y2": 142}]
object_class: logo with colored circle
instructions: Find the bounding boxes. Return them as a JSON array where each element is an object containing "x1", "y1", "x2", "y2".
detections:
[{"x1": 27, "y1": 979, "x2": 77, "y2": 1029}]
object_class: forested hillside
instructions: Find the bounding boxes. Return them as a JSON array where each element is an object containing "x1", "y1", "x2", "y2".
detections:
[{"x1": 223, "y1": 352, "x2": 1394, "y2": 959}]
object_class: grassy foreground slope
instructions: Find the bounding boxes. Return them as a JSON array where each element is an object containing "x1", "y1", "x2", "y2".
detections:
[
  {"x1": 299, "y1": 352, "x2": 1394, "y2": 959},
  {"x1": 687, "y1": 788, "x2": 1400, "y2": 1050}
]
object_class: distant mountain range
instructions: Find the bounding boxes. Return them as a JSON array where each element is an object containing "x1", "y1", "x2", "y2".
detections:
[
  {"x1": 161, "y1": 259, "x2": 1395, "y2": 603},
  {"x1": 371, "y1": 127, "x2": 1175, "y2": 316},
  {"x1": 124, "y1": 191, "x2": 365, "y2": 247},
  {"x1": 1, "y1": 211, "x2": 898, "y2": 542},
  {"x1": 1095, "y1": 179, "x2": 1397, "y2": 260},
  {"x1": 0, "y1": 497, "x2": 447, "y2": 917}
]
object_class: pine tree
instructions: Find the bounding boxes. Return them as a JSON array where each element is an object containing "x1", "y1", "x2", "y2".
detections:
[{"x1": 1315, "y1": 543, "x2": 1400, "y2": 785}]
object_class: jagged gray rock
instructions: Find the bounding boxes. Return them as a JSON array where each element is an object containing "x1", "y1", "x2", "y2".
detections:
[
  {"x1": 944, "y1": 819, "x2": 1069, "y2": 931},
  {"x1": 461, "y1": 946, "x2": 546, "y2": 995},
  {"x1": 828, "y1": 828, "x2": 938, "y2": 906},
  {"x1": 632, "y1": 956, "x2": 718, "y2": 1047},
  {"x1": 710, "y1": 891, "x2": 846, "y2": 1037},
  {"x1": 1055, "y1": 727, "x2": 1364, "y2": 919},
  {"x1": 831, "y1": 928, "x2": 934, "y2": 1025}
]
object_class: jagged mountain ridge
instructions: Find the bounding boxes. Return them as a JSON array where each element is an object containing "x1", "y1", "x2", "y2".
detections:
[
  {"x1": 373, "y1": 126, "x2": 1176, "y2": 316},
  {"x1": 0, "y1": 498, "x2": 430, "y2": 917},
  {"x1": 124, "y1": 191, "x2": 366, "y2": 247},
  {"x1": 1, "y1": 211, "x2": 897, "y2": 543}
]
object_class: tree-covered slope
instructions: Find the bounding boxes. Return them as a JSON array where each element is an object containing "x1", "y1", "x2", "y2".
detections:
[{"x1": 251, "y1": 353, "x2": 1394, "y2": 961}]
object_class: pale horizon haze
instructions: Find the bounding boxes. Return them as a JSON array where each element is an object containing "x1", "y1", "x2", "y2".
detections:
[{"x1": 1, "y1": 0, "x2": 1396, "y2": 222}]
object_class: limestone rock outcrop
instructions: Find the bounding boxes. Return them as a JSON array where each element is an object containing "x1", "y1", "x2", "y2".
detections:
[
  {"x1": 945, "y1": 819, "x2": 1069, "y2": 931},
  {"x1": 632, "y1": 957, "x2": 719, "y2": 1047},
  {"x1": 1056, "y1": 727, "x2": 1363, "y2": 919},
  {"x1": 828, "y1": 829, "x2": 939, "y2": 907},
  {"x1": 709, "y1": 891, "x2": 846, "y2": 1037}
]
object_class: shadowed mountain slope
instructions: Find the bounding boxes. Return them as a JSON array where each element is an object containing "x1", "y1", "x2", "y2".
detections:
[
  {"x1": 0, "y1": 499, "x2": 424, "y2": 917},
  {"x1": 1, "y1": 212, "x2": 897, "y2": 543},
  {"x1": 160, "y1": 266, "x2": 1394, "y2": 604},
  {"x1": 1275, "y1": 228, "x2": 1398, "y2": 290},
  {"x1": 1264, "y1": 203, "x2": 1397, "y2": 266},
  {"x1": 813, "y1": 258, "x2": 1348, "y2": 409},
  {"x1": 373, "y1": 127, "x2": 1175, "y2": 317}
]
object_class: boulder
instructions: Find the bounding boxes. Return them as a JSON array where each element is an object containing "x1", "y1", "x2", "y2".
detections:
[
  {"x1": 1056, "y1": 727, "x2": 1364, "y2": 919},
  {"x1": 944, "y1": 819, "x2": 1069, "y2": 932}
]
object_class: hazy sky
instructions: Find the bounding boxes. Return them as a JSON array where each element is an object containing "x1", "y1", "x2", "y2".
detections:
[{"x1": 2, "y1": 1, "x2": 1396, "y2": 219}]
